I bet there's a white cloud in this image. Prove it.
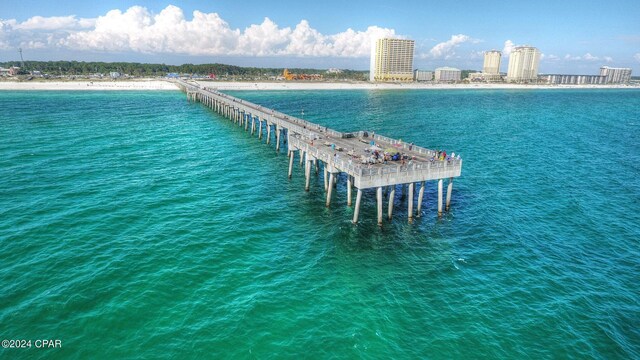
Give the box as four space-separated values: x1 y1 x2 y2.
15 15 94 30
563 53 613 63
502 40 514 57
634 53 640 62
425 34 478 59
583 53 598 61
0 5 395 58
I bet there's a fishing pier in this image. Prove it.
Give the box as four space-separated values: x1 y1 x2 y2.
175 80 462 225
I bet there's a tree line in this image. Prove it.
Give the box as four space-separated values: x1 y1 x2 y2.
0 60 368 80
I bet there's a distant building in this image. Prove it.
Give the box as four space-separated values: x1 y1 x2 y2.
0 67 9 76
467 72 485 82
483 50 502 75
10 67 20 76
414 70 433 82
110 72 121 79
506 46 540 83
539 74 607 85
434 67 461 82
599 66 632 84
370 38 415 82
326 68 343 74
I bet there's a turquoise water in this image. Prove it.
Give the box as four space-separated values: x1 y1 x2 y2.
0 89 639 359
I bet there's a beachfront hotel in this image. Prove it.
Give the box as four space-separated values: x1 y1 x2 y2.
599 66 632 83
434 67 461 82
369 38 415 82
414 70 433 82
506 46 541 83
483 50 502 75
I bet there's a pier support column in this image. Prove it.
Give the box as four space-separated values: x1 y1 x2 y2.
417 181 425 217
323 166 328 191
251 117 256 135
388 187 396 220
446 178 453 211
408 183 415 221
266 124 271 144
377 187 383 226
353 189 363 224
438 179 443 216
305 159 312 191
245 114 249 131
326 173 335 207
288 150 295 179
275 127 281 152
314 159 319 175
258 120 263 140
347 176 352 206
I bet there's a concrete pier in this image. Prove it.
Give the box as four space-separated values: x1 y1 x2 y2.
326 173 335 207
377 187 383 226
408 183 414 221
388 187 396 220
176 80 463 225
417 181 425 217
353 189 363 224
446 178 453 211
288 151 295 178
347 176 352 206
438 179 444 216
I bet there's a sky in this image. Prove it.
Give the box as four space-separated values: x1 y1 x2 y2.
1 0 639 74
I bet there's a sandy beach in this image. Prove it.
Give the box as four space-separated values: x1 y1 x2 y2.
0 79 637 91
0 80 179 91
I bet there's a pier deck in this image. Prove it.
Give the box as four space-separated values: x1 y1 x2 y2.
176 80 462 224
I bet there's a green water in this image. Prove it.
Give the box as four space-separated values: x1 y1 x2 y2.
0 89 638 359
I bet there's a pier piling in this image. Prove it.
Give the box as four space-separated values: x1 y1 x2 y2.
416 181 425 217
438 179 443 216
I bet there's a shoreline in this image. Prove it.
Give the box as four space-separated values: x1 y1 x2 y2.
0 79 637 91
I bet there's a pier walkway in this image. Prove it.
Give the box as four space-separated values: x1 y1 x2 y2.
175 80 462 224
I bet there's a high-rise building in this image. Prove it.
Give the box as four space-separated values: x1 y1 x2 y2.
506 46 541 83
599 66 632 83
434 67 461 82
370 38 415 82
483 50 502 75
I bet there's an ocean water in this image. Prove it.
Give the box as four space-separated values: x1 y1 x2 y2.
0 88 639 359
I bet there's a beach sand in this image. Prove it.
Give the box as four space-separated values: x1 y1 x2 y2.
0 79 636 91
0 80 180 91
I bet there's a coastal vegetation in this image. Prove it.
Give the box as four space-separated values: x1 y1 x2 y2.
0 60 369 80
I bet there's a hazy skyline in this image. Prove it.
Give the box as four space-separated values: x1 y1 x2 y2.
1 0 639 74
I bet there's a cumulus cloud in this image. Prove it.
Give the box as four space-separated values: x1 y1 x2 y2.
425 34 478 59
563 53 612 62
634 53 640 62
583 53 598 61
502 40 515 57
15 15 94 30
2 5 396 58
